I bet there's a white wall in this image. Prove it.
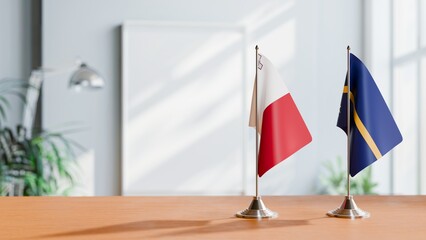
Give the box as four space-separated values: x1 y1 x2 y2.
0 0 32 127
42 0 363 195
364 0 393 194
365 0 426 195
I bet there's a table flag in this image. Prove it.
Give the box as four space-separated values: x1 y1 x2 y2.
337 53 403 176
249 54 312 177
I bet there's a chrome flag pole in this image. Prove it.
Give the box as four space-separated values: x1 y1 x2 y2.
236 45 277 219
327 46 369 219
255 45 260 199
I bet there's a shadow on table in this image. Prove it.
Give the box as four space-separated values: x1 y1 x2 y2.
35 220 210 239
153 218 311 238
34 217 316 239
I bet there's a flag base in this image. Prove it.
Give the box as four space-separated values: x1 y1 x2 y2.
327 195 370 219
236 196 278 219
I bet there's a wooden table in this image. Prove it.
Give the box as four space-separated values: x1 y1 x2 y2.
1 196 425 239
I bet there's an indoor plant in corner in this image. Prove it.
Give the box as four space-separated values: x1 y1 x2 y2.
0 79 81 196
319 156 378 195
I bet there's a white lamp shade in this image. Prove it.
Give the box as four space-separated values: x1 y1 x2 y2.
69 63 104 90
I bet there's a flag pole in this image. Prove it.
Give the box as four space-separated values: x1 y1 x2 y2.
236 45 277 219
255 45 259 198
346 45 351 198
326 46 369 219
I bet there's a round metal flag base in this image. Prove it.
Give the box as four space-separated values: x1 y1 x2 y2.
236 196 278 219
327 195 370 219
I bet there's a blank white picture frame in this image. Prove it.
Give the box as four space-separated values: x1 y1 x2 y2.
121 21 248 195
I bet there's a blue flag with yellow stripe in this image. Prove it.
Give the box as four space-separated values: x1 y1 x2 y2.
337 53 403 177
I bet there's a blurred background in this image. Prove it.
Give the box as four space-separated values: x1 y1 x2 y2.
0 0 424 196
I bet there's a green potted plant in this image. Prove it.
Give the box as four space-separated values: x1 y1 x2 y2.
319 156 378 195
0 79 80 196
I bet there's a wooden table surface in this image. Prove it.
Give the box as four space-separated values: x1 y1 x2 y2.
1 195 425 240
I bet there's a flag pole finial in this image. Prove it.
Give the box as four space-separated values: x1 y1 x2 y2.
347 45 351 51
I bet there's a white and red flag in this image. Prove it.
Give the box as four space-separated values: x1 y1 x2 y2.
249 54 312 177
